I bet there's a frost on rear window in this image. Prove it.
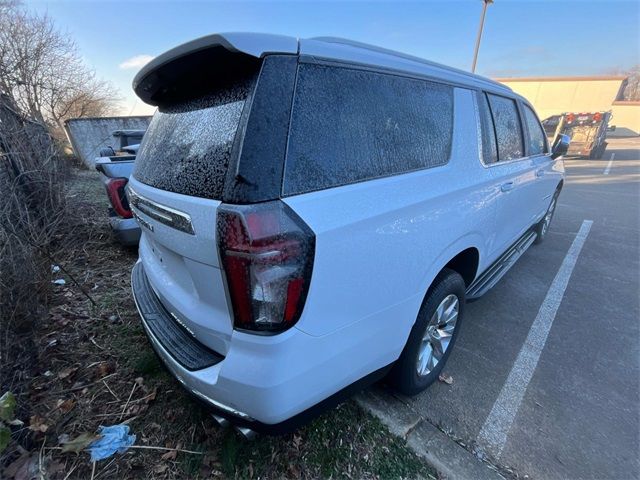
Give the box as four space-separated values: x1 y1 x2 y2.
283 64 453 196
487 94 524 161
133 80 253 200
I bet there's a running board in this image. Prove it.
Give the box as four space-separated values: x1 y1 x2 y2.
466 230 537 301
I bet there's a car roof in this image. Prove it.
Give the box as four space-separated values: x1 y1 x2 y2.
133 32 511 100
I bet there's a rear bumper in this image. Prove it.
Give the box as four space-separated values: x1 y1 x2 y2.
109 216 140 246
130 260 395 431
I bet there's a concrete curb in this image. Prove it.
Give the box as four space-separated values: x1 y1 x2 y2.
356 388 504 480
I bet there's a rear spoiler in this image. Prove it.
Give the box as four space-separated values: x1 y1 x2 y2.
133 33 298 106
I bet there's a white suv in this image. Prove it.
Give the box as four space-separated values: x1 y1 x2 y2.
128 33 567 435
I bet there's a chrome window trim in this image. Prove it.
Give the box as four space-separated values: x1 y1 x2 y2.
474 90 549 169
127 186 195 235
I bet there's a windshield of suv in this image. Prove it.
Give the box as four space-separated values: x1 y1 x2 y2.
133 77 255 200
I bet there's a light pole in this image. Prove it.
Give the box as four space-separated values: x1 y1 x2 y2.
471 0 493 73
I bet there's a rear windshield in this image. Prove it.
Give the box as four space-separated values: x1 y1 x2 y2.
133 76 255 200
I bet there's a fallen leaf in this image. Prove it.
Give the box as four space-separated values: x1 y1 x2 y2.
144 388 157 404
28 415 49 433
60 432 102 454
96 362 114 378
160 442 182 460
56 399 76 413
0 392 17 421
153 464 168 474
58 367 78 380
161 449 177 461
3 453 37 479
438 373 454 385
0 426 10 452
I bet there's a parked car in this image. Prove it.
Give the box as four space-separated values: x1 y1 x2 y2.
542 111 611 159
95 130 146 246
128 33 568 436
98 129 144 157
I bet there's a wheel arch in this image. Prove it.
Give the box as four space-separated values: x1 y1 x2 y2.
443 247 480 288
420 235 484 297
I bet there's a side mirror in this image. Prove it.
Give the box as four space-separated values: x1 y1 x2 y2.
608 125 617 132
551 134 570 159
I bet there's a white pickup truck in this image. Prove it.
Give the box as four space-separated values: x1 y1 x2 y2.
95 130 145 246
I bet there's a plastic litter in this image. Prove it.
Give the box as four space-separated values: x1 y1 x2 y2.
52 279 66 285
88 424 136 461
51 265 61 273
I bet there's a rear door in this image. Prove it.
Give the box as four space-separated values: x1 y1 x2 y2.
479 92 538 256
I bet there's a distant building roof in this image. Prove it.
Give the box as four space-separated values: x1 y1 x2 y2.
495 75 627 83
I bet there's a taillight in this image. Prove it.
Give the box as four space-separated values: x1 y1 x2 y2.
593 112 602 122
566 113 575 123
105 178 132 219
217 201 315 334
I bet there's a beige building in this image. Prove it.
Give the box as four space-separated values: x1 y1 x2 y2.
496 76 640 136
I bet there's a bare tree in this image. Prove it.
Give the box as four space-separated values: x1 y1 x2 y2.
620 66 640 101
605 65 640 102
0 1 121 133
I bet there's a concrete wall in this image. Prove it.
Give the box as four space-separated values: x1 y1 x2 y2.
64 116 152 168
496 76 640 136
610 102 640 136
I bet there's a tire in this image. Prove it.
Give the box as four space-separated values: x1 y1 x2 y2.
598 142 607 159
534 189 559 244
389 269 466 396
589 143 606 160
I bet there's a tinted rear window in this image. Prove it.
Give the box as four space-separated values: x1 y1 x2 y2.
133 76 255 200
283 64 453 196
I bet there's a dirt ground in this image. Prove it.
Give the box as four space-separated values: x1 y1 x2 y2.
1 169 435 480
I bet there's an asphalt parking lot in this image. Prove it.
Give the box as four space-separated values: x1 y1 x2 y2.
363 137 640 479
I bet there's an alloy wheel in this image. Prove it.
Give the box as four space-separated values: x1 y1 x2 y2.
416 294 459 377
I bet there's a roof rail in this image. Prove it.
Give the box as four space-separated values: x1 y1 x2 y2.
310 36 511 91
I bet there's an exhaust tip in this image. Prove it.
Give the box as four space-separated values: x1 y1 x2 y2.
212 414 230 428
235 426 257 440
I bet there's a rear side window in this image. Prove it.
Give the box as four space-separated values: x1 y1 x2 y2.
487 93 524 161
283 64 454 196
133 75 256 200
523 104 547 155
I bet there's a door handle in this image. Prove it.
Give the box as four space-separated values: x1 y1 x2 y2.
501 182 514 192
536 169 545 177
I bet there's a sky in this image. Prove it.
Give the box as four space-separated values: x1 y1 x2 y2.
26 0 640 116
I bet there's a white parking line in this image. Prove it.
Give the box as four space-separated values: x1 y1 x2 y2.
604 153 615 174
477 220 593 458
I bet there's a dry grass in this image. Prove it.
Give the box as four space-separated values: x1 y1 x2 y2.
1 169 436 480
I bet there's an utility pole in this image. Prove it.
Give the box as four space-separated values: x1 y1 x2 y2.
471 0 493 73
